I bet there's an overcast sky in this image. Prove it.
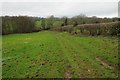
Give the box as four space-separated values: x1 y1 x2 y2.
0 0 119 18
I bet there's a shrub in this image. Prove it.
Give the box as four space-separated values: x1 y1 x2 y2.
77 22 119 36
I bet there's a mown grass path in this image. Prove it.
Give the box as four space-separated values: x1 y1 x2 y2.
2 31 118 78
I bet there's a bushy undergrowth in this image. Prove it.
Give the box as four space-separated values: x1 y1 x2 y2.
51 22 120 36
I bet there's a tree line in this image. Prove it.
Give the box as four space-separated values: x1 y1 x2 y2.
1 15 119 36
2 16 34 35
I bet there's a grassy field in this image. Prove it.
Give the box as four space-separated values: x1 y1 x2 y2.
2 31 118 78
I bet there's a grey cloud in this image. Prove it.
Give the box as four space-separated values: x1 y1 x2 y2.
1 2 118 18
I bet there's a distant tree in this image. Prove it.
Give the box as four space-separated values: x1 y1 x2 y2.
61 16 68 26
73 20 78 27
16 16 34 33
41 18 45 30
46 15 54 29
71 14 87 25
64 17 68 26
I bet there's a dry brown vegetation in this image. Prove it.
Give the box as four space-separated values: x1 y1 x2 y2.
51 22 120 36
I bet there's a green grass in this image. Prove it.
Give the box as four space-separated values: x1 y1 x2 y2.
2 31 118 78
